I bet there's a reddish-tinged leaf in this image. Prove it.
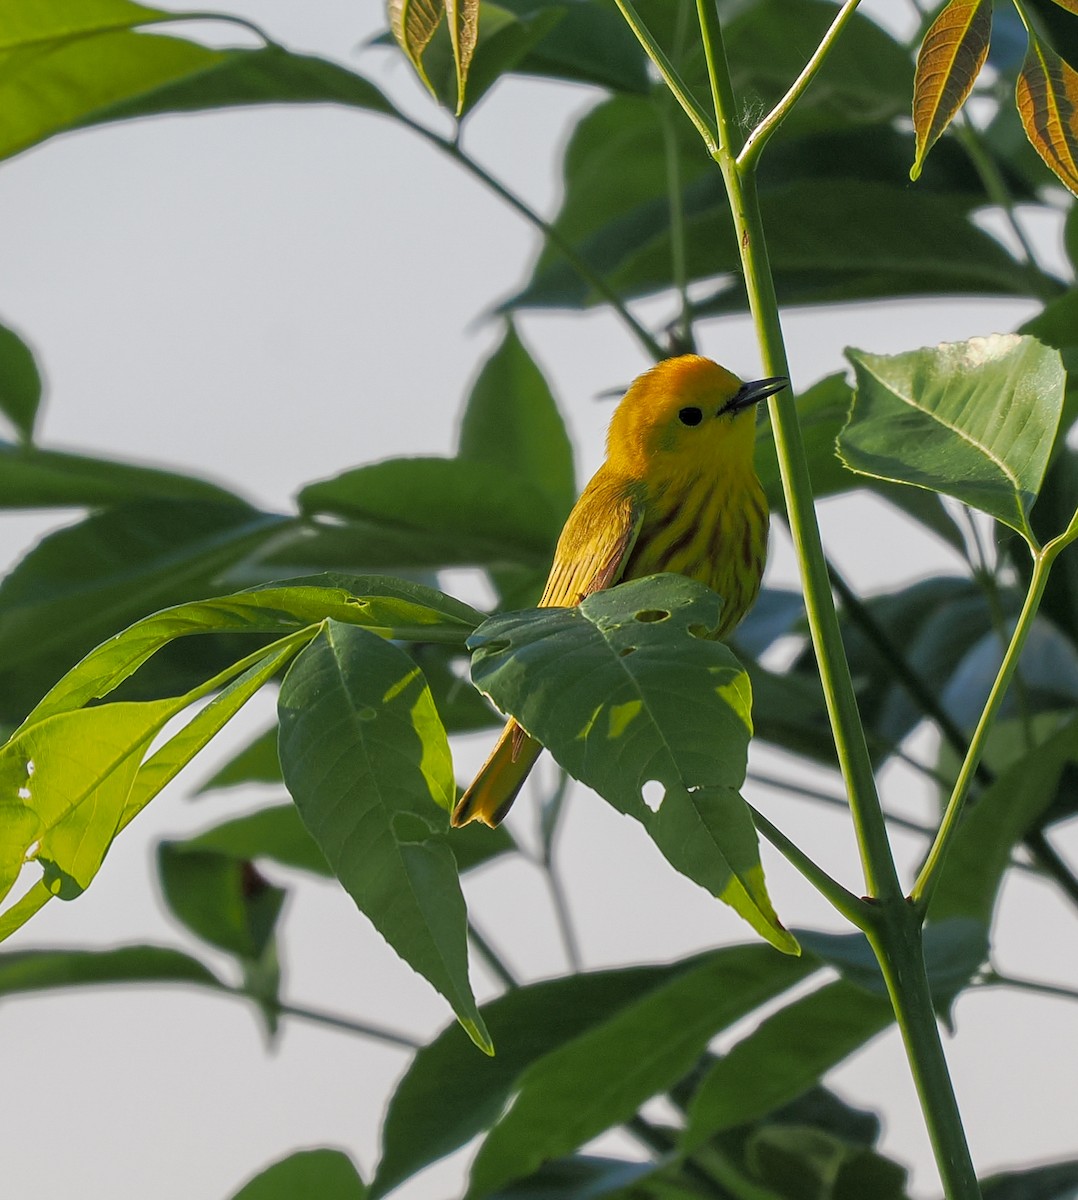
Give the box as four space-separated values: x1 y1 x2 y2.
911 0 992 180
388 0 444 94
446 0 478 114
1017 34 1078 196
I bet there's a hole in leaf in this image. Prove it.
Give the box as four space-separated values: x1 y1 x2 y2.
687 622 719 641
358 706 378 721
642 779 664 813
635 609 670 624
619 646 637 657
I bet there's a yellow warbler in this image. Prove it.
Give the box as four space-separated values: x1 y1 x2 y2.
451 354 786 829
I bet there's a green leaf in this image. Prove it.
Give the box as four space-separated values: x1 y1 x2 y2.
0 501 286 723
797 920 989 1015
230 1149 366 1200
459 323 575 517
682 981 894 1151
980 1159 1078 1199
22 573 478 729
196 726 282 794
744 1124 909 1200
0 31 399 163
157 842 285 961
464 947 814 1198
930 717 1078 923
0 943 219 997
372 946 815 1198
0 635 299 922
841 336 1066 541
277 621 489 1052
299 458 561 571
513 178 1032 312
507 0 648 94
910 0 993 181
0 321 41 442
409 644 501 735
469 575 795 953
179 800 515 877
0 0 168 47
0 440 245 507
0 697 179 905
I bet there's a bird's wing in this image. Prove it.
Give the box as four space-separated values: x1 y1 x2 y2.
537 477 643 608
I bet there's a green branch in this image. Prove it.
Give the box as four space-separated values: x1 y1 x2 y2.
398 119 665 362
614 0 719 153
738 0 865 172
747 803 869 927
911 550 1052 909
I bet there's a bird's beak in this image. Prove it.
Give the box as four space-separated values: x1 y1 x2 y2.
725 376 788 414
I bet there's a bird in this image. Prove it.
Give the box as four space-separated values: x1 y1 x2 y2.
451 354 787 829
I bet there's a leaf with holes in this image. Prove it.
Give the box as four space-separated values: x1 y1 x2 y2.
1017 32 1078 196
841 336 1065 543
468 574 795 953
911 0 992 180
277 620 490 1051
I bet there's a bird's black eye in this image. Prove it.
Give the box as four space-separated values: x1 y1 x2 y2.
678 406 703 427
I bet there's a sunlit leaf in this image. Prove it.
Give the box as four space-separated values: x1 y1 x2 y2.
446 0 479 113
277 621 490 1052
469 575 796 953
388 0 444 94
911 0 992 180
0 501 286 723
1017 33 1078 196
842 335 1065 542
0 31 398 164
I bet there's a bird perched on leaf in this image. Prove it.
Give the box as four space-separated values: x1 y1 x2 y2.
451 354 786 829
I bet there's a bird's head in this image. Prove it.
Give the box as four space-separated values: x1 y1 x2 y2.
606 355 786 479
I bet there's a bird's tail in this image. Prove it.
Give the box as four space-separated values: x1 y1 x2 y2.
451 718 543 828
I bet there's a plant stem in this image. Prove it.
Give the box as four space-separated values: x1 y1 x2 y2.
224 986 422 1049
737 0 864 172
686 5 981 1192
614 0 719 153
747 802 868 926
697 4 899 905
953 117 1059 302
1024 828 1078 909
865 911 980 1199
468 919 519 990
912 549 1053 909
401 120 666 361
981 968 1078 1004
